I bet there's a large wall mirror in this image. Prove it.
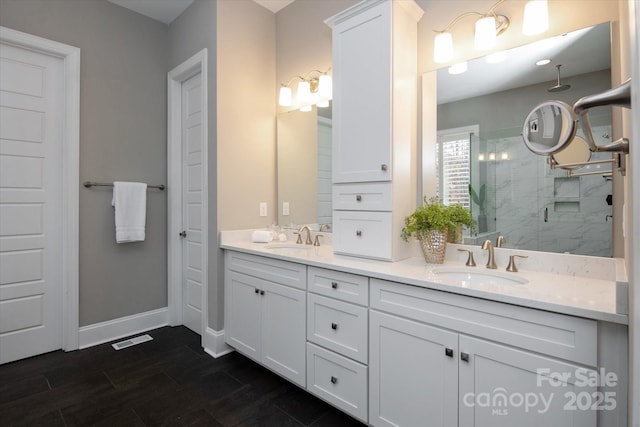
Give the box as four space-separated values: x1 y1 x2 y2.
423 22 614 257
276 105 332 230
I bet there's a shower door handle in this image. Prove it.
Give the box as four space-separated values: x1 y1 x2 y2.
543 208 548 223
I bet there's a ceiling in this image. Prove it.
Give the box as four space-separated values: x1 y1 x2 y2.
105 1 609 105
436 23 611 104
108 0 295 24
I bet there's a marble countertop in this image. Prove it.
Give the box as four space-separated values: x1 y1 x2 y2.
220 230 628 325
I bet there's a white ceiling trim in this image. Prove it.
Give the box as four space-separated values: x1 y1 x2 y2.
107 0 194 24
253 0 296 14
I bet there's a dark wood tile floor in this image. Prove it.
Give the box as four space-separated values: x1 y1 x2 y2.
0 326 367 427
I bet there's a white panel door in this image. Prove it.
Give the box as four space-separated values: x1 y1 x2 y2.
181 72 203 334
0 42 63 364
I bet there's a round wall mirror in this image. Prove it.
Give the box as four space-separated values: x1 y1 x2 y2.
522 100 578 155
551 135 592 169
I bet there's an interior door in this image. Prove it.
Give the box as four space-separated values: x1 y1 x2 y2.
180 72 204 335
0 42 64 363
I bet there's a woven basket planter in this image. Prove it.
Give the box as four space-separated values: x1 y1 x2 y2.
418 229 447 264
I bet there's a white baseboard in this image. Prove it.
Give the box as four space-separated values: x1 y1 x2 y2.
203 327 233 358
79 307 169 349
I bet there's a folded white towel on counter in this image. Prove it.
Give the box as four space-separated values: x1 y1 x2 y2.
112 181 147 243
251 230 273 243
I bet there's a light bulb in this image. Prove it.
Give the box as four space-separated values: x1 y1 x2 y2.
475 16 497 51
278 86 292 107
318 74 332 101
296 80 311 109
433 32 453 63
523 0 549 36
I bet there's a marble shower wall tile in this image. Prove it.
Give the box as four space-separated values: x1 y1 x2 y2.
487 125 612 256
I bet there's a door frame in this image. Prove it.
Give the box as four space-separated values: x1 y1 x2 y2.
167 49 208 335
0 26 80 351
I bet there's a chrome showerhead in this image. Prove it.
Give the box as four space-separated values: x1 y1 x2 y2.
547 64 571 92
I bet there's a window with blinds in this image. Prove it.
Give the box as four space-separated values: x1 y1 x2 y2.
436 127 476 209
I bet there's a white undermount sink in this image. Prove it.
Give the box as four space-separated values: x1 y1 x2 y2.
264 242 312 251
432 267 529 286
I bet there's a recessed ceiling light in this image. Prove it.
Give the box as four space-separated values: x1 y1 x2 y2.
536 59 551 66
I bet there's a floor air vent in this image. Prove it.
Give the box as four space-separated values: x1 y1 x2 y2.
112 334 153 350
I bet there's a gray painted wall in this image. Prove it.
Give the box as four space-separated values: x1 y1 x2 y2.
0 0 169 326
167 0 220 330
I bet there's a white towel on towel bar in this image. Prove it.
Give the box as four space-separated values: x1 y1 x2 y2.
112 181 147 243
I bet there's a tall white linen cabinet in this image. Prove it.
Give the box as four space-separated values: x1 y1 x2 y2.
326 0 423 261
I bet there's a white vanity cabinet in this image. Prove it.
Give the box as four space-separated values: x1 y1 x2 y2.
326 0 423 261
224 251 307 387
369 278 598 427
306 267 369 422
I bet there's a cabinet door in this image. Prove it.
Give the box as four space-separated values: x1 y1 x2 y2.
225 271 262 361
332 1 391 183
261 280 307 387
369 311 458 427
459 335 597 427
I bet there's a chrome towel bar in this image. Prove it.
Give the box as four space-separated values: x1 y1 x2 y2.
83 181 165 190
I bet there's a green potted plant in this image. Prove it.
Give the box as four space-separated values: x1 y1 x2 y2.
446 203 473 244
402 197 469 263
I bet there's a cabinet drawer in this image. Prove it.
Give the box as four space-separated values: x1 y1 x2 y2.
306 342 368 423
332 211 392 260
308 267 368 306
333 182 392 211
226 251 306 290
370 279 597 366
307 293 368 363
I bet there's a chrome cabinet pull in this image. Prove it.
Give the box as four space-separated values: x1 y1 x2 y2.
260 290 265 296
544 207 548 222
445 347 454 358
330 376 338 384
356 230 362 237
356 195 362 202
331 322 338 330
255 288 259 294
460 352 470 362
331 281 338 289
381 164 388 171
179 230 187 238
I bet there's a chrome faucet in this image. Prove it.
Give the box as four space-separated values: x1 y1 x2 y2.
481 240 497 269
295 225 313 245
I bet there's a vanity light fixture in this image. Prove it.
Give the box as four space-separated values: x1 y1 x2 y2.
278 67 332 112
433 0 548 64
